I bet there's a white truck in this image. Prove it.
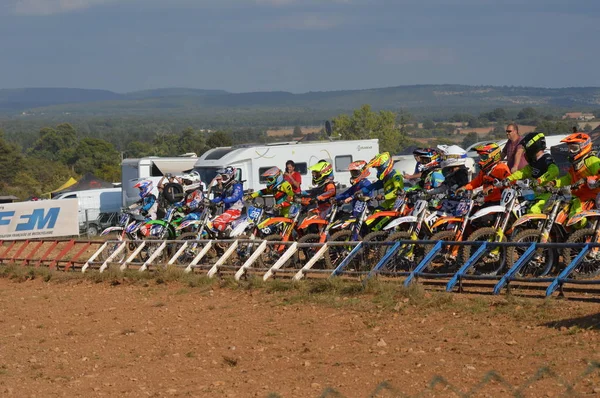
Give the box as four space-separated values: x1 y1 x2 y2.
121 155 199 206
192 139 380 192
53 188 122 233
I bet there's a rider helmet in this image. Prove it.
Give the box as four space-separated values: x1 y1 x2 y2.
217 166 236 188
561 132 592 162
367 152 394 181
413 148 440 172
348 160 369 184
134 180 153 199
181 171 202 193
262 166 284 189
475 143 502 171
438 144 468 169
308 161 333 187
520 132 547 164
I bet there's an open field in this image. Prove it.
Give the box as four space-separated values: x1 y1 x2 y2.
0 267 599 397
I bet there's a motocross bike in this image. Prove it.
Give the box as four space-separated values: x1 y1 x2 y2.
561 189 600 278
460 180 534 275
98 208 149 263
141 204 187 262
506 185 577 277
424 191 485 273
378 191 452 272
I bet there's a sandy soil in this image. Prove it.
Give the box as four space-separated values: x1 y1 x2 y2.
0 275 599 397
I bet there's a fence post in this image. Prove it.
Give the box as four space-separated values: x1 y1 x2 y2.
263 242 299 281
329 242 363 277
184 240 214 273
493 243 536 295
207 240 239 278
99 241 127 273
139 241 168 272
120 241 146 271
364 241 401 283
404 240 443 287
546 244 590 297
82 242 109 273
234 240 267 280
446 242 488 292
167 241 189 266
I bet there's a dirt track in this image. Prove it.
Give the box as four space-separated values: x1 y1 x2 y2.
0 273 599 397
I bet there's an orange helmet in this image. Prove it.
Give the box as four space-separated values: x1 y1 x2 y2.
475 143 501 171
561 132 592 162
348 160 369 184
367 152 393 181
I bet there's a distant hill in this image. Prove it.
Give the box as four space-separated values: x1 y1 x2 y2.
0 88 123 111
2 85 600 118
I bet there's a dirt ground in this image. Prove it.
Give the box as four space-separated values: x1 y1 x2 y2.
0 272 599 397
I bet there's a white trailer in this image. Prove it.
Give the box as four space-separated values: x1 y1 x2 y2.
53 188 122 231
192 139 380 192
121 156 199 206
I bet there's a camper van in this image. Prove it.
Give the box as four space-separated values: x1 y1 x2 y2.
192 139 380 192
53 188 122 232
121 155 199 206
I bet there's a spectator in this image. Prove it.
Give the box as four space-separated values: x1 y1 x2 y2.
502 123 528 173
284 160 302 194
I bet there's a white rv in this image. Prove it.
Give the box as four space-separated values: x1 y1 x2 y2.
193 139 380 192
121 155 199 206
53 188 122 231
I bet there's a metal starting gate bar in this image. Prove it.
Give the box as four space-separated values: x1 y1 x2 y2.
2 237 600 298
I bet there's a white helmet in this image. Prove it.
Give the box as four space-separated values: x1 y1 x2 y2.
438 144 468 169
181 171 202 192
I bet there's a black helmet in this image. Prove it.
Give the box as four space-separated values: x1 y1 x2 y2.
520 132 546 163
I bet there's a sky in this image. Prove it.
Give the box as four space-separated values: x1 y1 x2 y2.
2 0 600 93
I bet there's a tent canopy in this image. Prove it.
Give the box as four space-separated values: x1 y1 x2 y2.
51 177 78 193
51 173 115 197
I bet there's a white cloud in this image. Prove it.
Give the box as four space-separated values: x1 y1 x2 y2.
378 47 457 65
14 0 123 15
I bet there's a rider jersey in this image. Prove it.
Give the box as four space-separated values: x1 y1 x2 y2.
135 194 157 216
554 154 600 201
211 181 244 211
182 189 204 213
251 181 294 205
406 168 444 192
250 181 295 216
463 162 511 203
303 179 337 219
361 169 404 209
335 179 371 217
508 153 559 184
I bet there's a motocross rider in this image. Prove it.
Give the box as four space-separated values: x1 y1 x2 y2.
245 166 295 217
405 148 444 192
130 180 158 220
302 161 336 220
334 160 372 218
457 143 511 204
505 132 559 214
360 152 404 209
210 166 244 233
176 171 205 223
546 132 600 228
427 145 470 213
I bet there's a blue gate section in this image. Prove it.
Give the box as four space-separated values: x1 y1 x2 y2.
48 237 600 297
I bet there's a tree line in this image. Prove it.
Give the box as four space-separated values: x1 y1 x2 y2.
0 105 590 200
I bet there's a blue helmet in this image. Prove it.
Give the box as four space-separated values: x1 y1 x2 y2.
134 180 153 199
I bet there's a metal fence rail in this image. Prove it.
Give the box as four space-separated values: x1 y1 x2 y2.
1 237 600 297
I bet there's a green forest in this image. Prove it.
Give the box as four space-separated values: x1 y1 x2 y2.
0 99 590 201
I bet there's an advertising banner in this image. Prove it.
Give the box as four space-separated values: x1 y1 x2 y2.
0 199 79 240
